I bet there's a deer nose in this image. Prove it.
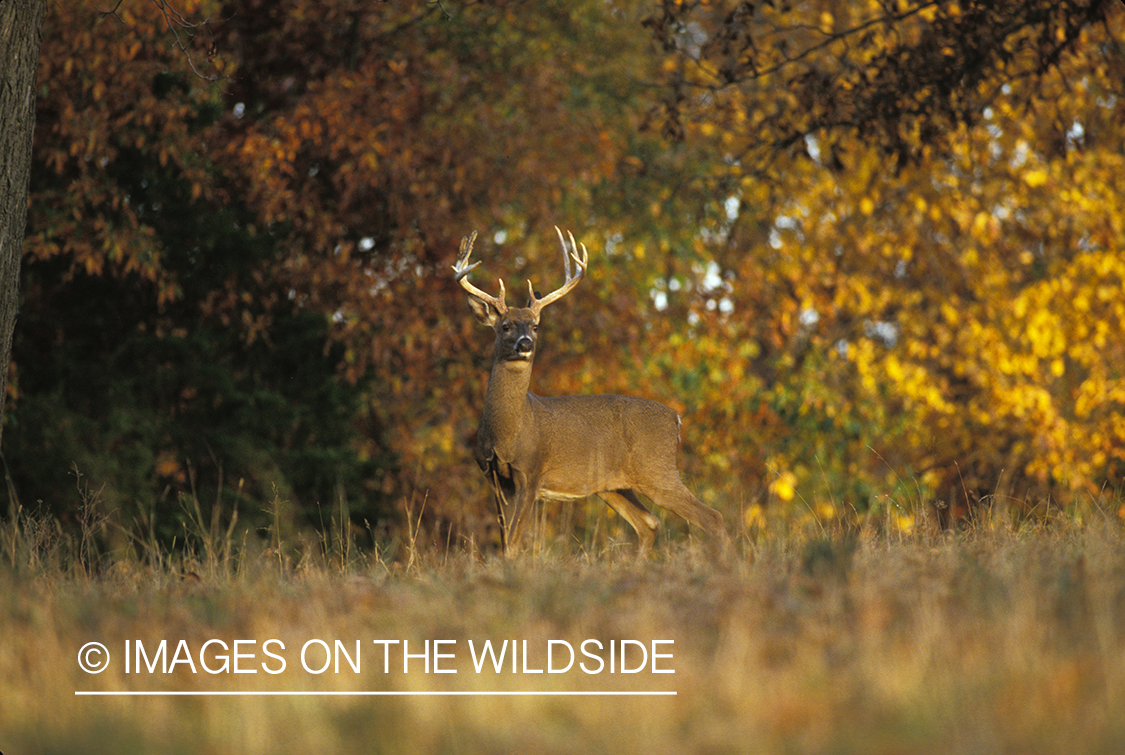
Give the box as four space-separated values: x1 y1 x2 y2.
515 335 534 353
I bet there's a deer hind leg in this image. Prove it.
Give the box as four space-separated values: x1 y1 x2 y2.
598 489 659 554
638 479 725 539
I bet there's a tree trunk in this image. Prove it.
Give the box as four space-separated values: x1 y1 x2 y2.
0 0 45 449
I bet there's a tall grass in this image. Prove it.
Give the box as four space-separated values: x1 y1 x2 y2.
2 489 1125 754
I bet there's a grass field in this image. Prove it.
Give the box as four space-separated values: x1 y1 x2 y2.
3 504 1125 754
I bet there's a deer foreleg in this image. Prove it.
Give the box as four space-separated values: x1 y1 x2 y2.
489 467 511 554
486 461 532 555
498 469 536 554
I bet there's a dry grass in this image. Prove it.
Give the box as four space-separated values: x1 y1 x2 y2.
3 502 1125 754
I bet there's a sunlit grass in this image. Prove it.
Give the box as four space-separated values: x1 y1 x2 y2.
3 492 1125 754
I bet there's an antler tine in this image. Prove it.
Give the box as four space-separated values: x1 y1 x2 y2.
564 227 588 271
558 226 574 282
528 227 589 315
555 227 588 283
452 231 481 280
452 231 507 313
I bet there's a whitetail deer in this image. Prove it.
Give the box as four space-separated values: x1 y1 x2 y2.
453 228 725 554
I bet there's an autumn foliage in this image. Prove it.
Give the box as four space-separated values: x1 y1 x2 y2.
4 0 1124 548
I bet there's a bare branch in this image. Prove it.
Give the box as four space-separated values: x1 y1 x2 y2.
98 0 127 21
152 0 224 82
99 0 226 81
427 0 453 21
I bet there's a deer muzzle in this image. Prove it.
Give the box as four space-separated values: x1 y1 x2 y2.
515 335 534 355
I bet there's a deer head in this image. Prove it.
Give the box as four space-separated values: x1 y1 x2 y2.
452 227 588 365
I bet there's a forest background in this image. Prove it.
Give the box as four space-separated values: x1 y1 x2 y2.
3 0 1125 554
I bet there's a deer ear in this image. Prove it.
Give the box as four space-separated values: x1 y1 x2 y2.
467 295 502 327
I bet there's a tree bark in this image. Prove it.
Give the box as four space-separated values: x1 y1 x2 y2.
0 0 45 449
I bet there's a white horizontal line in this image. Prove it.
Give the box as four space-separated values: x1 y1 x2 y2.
75 690 676 697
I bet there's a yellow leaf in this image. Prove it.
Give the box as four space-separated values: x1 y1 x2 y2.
1024 169 1048 188
770 472 797 502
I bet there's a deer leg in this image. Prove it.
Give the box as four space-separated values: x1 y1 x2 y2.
489 467 517 554
488 463 533 555
598 489 659 554
639 480 725 539
500 469 536 554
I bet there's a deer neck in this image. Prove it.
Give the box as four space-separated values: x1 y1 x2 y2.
481 357 534 450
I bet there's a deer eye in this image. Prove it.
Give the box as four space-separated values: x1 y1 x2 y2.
501 322 510 332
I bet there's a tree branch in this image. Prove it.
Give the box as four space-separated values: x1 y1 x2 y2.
98 0 226 81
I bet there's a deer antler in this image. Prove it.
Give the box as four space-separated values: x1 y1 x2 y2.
452 230 507 314
528 227 588 316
